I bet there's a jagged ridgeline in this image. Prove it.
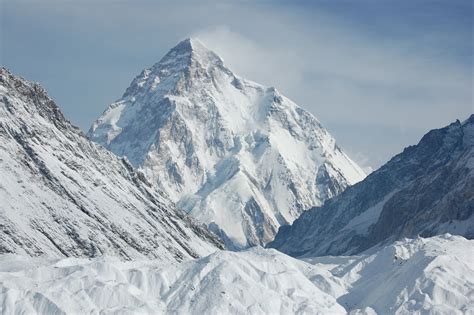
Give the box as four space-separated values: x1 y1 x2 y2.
269 115 474 256
0 68 223 261
88 38 366 249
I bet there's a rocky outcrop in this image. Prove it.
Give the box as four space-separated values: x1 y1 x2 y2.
269 115 474 256
0 68 223 261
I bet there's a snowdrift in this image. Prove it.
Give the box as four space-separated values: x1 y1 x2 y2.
1 234 472 314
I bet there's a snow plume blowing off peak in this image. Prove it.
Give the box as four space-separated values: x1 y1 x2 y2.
88 38 366 249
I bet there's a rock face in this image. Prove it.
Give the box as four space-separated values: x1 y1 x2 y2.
269 115 474 256
0 68 223 261
88 38 365 249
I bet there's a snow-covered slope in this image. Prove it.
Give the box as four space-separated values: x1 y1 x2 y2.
270 116 474 257
1 235 472 314
88 38 365 249
310 234 474 314
0 68 222 261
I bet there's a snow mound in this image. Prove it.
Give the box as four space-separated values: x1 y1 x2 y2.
1 235 472 314
331 234 474 314
0 249 344 314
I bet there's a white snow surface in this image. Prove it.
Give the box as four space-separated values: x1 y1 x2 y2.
88 38 366 249
0 68 222 261
1 234 472 314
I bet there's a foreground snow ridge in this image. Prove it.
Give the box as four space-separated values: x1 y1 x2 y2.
1 234 472 314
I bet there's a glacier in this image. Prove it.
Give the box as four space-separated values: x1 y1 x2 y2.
1 234 472 314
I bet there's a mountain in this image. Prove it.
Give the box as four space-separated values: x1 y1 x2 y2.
88 38 366 249
0 68 223 261
269 116 474 256
1 234 472 314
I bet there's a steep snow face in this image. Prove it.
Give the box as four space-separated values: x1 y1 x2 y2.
270 116 474 257
88 38 365 249
307 234 474 315
0 68 222 261
1 235 472 314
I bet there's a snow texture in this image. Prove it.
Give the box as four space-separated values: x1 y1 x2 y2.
1 235 472 314
0 68 223 261
88 38 366 249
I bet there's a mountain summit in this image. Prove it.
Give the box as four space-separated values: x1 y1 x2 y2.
89 38 366 248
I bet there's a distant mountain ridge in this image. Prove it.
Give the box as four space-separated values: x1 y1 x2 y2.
0 68 222 261
88 38 366 249
269 115 474 256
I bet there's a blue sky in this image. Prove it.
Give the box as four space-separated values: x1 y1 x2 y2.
1 0 472 170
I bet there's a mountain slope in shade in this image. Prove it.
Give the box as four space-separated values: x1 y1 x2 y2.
270 116 474 257
0 68 222 261
1 235 472 314
88 38 366 249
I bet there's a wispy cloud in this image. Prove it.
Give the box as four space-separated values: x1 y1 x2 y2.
192 4 472 169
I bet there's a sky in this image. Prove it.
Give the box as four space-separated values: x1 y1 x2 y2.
1 0 473 171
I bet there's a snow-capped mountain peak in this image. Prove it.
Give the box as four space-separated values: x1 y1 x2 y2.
121 38 226 99
161 37 224 68
89 39 366 249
